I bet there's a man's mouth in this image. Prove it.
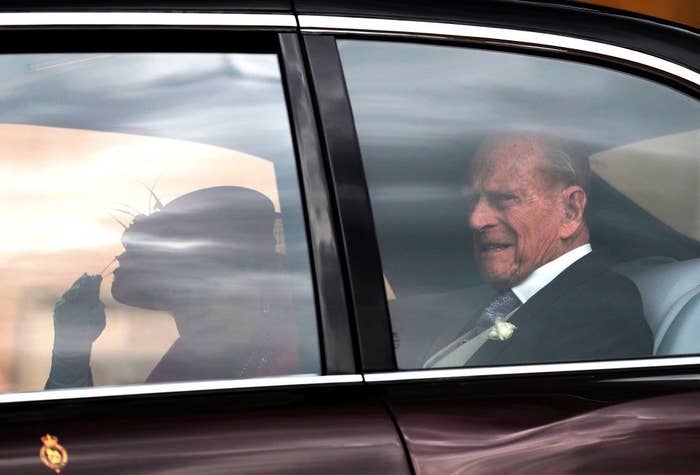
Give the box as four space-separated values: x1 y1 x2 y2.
478 242 513 252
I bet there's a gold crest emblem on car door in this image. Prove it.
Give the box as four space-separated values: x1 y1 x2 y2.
39 434 68 473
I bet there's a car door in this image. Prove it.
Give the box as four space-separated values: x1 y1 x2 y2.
298 2 700 473
0 12 410 474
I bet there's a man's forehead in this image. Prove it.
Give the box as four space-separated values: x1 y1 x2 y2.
487 136 545 157
469 137 546 185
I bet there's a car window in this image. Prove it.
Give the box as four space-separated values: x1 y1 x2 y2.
337 39 700 369
0 51 320 392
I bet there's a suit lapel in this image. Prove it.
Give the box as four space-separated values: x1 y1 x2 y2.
422 287 496 363
467 254 603 366
425 304 483 362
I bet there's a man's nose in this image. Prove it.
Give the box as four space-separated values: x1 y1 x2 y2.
469 196 497 231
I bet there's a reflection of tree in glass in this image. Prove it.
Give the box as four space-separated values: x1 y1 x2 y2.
46 186 299 388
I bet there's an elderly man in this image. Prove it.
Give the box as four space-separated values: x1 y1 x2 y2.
425 134 652 368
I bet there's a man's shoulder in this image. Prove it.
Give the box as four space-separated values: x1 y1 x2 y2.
561 253 641 298
525 252 646 328
512 253 652 361
543 253 649 339
548 252 637 292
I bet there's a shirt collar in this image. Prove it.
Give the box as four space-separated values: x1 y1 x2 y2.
511 243 592 304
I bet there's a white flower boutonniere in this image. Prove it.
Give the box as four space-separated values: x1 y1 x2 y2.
487 320 517 341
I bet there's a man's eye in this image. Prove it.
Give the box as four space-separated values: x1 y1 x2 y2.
492 193 517 208
491 193 517 204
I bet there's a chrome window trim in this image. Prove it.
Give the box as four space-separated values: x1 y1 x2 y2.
0 374 363 404
299 16 700 87
0 12 296 27
602 374 700 383
365 356 700 383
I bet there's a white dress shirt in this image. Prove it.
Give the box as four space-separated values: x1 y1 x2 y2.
512 243 592 304
424 243 593 368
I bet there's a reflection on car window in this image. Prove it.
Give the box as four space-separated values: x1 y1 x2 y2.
338 40 700 369
0 53 319 392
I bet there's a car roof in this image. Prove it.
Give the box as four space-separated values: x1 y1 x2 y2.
293 0 698 31
293 0 698 67
1 0 696 31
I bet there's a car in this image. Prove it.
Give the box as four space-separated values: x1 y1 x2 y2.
0 1 699 473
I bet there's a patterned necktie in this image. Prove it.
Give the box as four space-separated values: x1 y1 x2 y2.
476 289 520 329
423 289 521 368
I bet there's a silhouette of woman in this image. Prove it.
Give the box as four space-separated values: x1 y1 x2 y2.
46 186 299 388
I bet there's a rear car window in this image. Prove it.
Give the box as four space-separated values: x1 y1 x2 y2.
338 39 700 369
1 52 320 392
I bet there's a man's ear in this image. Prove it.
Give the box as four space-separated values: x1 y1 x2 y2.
559 185 587 240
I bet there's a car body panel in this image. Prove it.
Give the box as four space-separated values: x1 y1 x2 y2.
1 387 411 474
385 381 700 474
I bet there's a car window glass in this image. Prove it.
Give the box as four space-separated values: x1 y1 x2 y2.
1 52 320 392
337 39 700 369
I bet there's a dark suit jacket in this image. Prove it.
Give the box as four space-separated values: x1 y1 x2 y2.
428 253 653 367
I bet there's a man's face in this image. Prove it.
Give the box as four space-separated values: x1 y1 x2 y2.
467 139 566 288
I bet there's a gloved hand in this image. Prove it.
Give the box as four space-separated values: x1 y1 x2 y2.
46 274 105 389
52 273 105 355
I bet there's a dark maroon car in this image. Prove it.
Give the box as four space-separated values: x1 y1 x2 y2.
1 1 699 474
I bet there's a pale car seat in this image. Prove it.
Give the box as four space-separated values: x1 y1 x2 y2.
614 257 700 354
656 292 700 355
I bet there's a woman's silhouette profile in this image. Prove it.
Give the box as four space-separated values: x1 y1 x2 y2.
46 186 299 388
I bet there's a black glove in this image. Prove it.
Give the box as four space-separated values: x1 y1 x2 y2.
46 274 105 389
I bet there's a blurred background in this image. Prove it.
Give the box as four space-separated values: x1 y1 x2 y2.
578 0 700 28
